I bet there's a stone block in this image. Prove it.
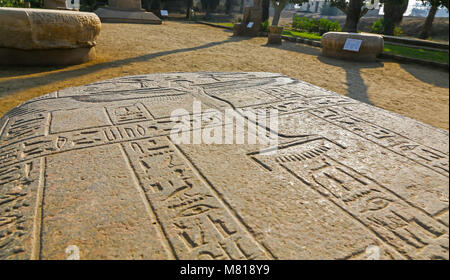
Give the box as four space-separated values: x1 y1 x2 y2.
321 32 384 62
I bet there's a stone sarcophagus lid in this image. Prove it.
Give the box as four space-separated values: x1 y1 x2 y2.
0 72 448 260
95 0 161 24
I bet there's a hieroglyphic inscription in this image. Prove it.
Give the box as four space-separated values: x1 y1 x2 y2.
0 119 173 168
0 72 448 260
122 137 270 260
0 159 41 259
310 107 449 176
197 77 280 94
106 103 154 125
0 113 48 144
252 139 448 259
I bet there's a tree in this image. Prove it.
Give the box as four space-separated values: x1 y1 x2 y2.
419 0 449 39
225 0 233 15
329 0 378 32
186 0 193 18
262 0 270 22
271 0 309 27
381 0 408 35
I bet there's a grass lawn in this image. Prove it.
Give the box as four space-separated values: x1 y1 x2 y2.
214 22 235 28
282 30 322 41
383 43 449 64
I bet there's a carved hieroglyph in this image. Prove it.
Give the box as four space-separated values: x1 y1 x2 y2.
0 72 448 260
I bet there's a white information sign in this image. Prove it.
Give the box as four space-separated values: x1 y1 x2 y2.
66 0 80 10
247 22 254 28
343 38 362 52
161 10 169 16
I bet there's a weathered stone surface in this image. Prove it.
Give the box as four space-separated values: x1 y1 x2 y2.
0 47 96 66
321 32 384 62
95 0 161 24
0 7 100 65
0 72 448 260
0 8 101 50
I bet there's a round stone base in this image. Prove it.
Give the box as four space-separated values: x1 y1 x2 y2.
321 32 384 62
0 47 96 66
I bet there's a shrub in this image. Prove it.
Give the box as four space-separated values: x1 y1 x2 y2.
260 20 269 33
371 19 384 34
0 0 43 7
394 26 403 36
293 15 341 35
0 0 23 7
371 18 403 36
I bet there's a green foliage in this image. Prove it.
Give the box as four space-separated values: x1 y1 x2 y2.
371 18 403 36
260 20 270 33
292 15 341 35
0 0 23 7
216 22 234 28
384 43 449 64
282 30 323 40
371 19 384 34
394 26 403 36
0 0 43 7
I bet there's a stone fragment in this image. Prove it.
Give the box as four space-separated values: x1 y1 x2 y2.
0 72 447 260
0 7 101 65
321 32 384 62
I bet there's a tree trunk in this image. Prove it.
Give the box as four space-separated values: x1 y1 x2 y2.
419 3 438 39
150 0 161 17
225 0 233 15
383 0 409 35
342 0 364 33
271 0 287 27
206 3 212 19
262 0 270 22
186 0 193 18
201 0 207 11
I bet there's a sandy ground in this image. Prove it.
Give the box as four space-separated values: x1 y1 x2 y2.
0 21 448 129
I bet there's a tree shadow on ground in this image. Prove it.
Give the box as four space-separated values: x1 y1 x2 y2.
0 34 248 98
317 56 384 106
0 65 70 79
399 63 449 89
262 41 322 56
263 41 383 105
